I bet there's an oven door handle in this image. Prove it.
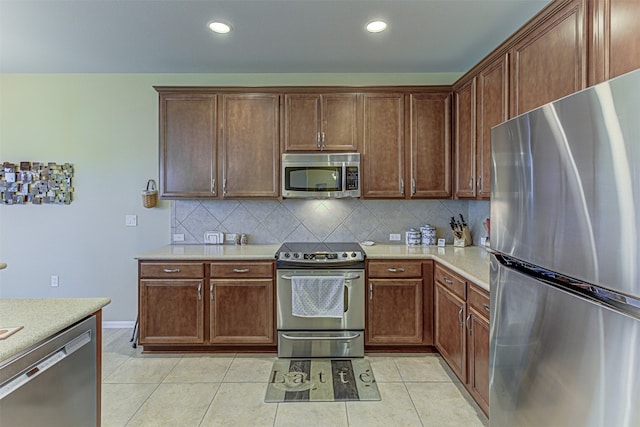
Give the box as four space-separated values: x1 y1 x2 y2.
280 274 360 281
280 333 361 341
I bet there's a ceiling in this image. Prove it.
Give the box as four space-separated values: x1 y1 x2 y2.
1 0 552 74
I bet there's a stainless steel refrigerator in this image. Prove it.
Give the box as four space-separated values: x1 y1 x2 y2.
490 69 640 426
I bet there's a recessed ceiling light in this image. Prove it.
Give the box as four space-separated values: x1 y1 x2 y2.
366 20 387 33
208 21 232 34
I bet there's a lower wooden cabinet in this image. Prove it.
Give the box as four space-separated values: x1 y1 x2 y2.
434 263 490 416
366 260 427 346
210 262 274 345
138 260 275 349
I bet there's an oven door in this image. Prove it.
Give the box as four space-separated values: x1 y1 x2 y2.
276 269 364 330
276 269 365 358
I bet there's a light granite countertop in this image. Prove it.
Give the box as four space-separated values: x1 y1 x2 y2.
0 298 111 364
136 243 490 290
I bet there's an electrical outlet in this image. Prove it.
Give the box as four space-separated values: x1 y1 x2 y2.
125 215 137 227
389 233 401 241
51 275 59 287
173 234 185 242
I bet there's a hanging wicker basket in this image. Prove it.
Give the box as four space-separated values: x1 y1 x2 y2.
142 179 158 208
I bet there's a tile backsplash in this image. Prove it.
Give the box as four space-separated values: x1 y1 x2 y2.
172 199 490 246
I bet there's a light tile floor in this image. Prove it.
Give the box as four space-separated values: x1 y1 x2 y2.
102 328 489 427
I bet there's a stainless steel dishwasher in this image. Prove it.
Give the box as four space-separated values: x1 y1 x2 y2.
0 315 97 427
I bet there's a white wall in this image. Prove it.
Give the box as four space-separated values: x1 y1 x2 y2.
0 72 462 321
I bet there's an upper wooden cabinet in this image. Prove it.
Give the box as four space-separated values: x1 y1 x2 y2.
510 0 588 116
283 93 359 151
362 93 406 198
409 92 452 198
220 94 280 198
476 54 509 200
454 79 476 199
156 88 280 199
590 0 640 85
159 93 217 199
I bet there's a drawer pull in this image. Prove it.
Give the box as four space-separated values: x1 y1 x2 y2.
387 268 405 273
233 268 250 273
163 268 181 273
443 277 453 284
482 303 490 313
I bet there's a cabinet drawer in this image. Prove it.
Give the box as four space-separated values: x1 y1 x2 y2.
468 283 490 319
140 262 204 278
434 264 466 299
210 262 273 278
368 261 422 278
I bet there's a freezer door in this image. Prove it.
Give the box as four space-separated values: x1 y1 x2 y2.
490 68 640 297
490 255 640 427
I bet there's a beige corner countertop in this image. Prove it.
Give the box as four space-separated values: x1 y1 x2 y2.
0 298 111 364
136 243 490 291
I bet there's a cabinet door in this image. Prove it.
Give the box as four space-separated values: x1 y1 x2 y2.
434 282 466 382
159 94 217 198
139 279 205 345
283 94 321 151
220 94 280 198
510 0 587 116
467 309 490 416
590 0 640 84
210 279 274 344
366 279 423 345
321 94 359 151
476 54 508 200
454 78 476 199
362 93 405 198
409 92 452 198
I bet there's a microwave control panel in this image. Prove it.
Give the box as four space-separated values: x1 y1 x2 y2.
346 166 359 190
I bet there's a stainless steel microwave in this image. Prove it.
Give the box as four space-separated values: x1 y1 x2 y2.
281 153 361 198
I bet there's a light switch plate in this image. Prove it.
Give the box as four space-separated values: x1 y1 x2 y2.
389 233 401 241
125 215 137 227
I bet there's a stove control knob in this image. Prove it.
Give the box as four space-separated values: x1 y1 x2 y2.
351 252 357 257
293 253 300 259
342 252 348 258
283 252 290 258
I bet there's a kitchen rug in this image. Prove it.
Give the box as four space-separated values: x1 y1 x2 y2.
265 359 380 402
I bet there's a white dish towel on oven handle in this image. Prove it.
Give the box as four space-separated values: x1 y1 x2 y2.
291 276 345 318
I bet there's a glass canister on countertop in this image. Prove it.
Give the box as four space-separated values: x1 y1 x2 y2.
420 224 436 246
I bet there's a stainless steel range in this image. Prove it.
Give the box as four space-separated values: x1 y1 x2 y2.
275 242 365 358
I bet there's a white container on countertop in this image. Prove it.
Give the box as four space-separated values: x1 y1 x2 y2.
406 229 421 246
420 225 436 246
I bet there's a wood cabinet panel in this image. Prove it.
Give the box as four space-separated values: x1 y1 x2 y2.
159 94 217 198
434 264 467 299
422 260 435 346
434 282 467 382
454 79 476 198
367 278 423 345
283 93 358 151
476 54 509 199
210 279 274 344
210 262 273 278
362 93 405 198
467 308 490 416
409 92 452 198
510 0 587 116
590 0 640 84
140 262 204 279
139 279 205 345
368 260 422 278
220 94 280 198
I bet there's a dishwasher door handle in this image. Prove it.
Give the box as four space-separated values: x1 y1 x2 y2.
280 274 360 281
281 333 361 341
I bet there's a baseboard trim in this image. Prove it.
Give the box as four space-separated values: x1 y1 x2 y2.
103 321 136 329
